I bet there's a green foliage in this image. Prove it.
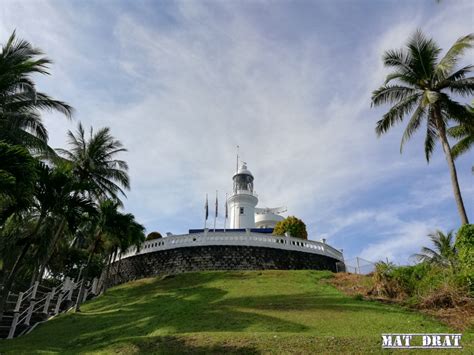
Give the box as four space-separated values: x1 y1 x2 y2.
273 216 308 240
56 122 130 205
0 31 73 152
412 230 457 269
0 142 37 221
146 231 162 241
448 103 474 159
455 224 474 288
0 32 144 310
456 224 474 268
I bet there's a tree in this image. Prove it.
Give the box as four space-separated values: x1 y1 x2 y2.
413 230 457 269
273 216 308 240
371 30 473 225
30 163 94 284
0 31 72 152
0 163 92 315
57 123 129 204
75 200 144 310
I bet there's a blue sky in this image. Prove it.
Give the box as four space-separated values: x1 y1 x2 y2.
1 0 473 264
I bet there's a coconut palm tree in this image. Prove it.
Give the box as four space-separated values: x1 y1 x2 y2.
0 163 91 315
371 30 473 225
56 123 129 204
75 200 144 310
413 230 457 269
0 31 73 152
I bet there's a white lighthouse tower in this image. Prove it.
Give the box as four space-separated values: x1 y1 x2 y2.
228 162 258 229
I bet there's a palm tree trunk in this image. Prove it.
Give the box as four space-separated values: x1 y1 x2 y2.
436 111 469 225
75 235 100 312
36 218 67 284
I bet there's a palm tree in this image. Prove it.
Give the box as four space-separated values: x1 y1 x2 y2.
30 164 94 284
56 123 129 204
413 230 457 269
0 163 91 315
75 200 144 310
448 103 474 159
371 30 473 225
0 31 73 152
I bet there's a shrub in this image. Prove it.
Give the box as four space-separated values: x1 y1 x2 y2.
370 261 402 298
390 262 432 296
273 216 308 240
455 224 474 270
455 224 474 292
146 231 162 241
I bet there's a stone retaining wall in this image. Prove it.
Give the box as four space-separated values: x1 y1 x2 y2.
104 245 345 288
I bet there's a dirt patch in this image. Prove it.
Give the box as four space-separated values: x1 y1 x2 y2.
329 272 473 331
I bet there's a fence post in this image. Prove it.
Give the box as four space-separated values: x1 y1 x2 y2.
82 286 89 303
43 290 53 315
91 278 98 295
67 280 75 301
74 279 84 311
356 257 361 274
25 281 38 326
7 291 24 339
54 292 63 315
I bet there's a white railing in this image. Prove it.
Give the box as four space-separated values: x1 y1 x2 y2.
114 231 344 263
5 276 99 339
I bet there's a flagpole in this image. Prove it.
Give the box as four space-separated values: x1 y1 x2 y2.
204 193 208 230
224 193 228 233
213 190 218 232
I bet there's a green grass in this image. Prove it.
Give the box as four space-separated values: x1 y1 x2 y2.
1 270 471 354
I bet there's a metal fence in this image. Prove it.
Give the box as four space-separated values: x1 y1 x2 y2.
342 257 376 275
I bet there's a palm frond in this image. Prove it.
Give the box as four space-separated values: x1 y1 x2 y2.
375 94 420 136
371 85 418 106
400 103 426 152
435 33 474 81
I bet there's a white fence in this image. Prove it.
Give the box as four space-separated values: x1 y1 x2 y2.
113 230 344 263
2 277 98 339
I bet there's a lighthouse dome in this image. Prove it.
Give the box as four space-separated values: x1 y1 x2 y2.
233 162 253 178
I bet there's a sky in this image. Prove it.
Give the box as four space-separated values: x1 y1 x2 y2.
1 0 473 265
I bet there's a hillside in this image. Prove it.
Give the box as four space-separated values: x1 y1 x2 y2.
1 270 471 354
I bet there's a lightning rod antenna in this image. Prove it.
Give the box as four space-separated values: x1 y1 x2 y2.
236 145 239 173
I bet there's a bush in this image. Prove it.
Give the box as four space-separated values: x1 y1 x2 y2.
390 262 432 296
273 216 308 240
455 224 474 270
146 232 162 241
455 224 474 292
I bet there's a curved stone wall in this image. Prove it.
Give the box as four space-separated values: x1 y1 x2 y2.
104 245 345 288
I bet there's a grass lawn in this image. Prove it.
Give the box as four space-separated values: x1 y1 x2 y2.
0 270 471 353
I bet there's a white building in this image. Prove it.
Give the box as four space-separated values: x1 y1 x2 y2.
227 162 285 229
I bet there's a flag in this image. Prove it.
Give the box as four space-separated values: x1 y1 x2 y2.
205 194 208 220
215 193 218 218
225 200 228 219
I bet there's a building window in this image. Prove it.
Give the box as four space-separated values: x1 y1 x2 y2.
240 207 244 215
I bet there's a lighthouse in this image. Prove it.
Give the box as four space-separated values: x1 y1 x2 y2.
228 162 258 229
